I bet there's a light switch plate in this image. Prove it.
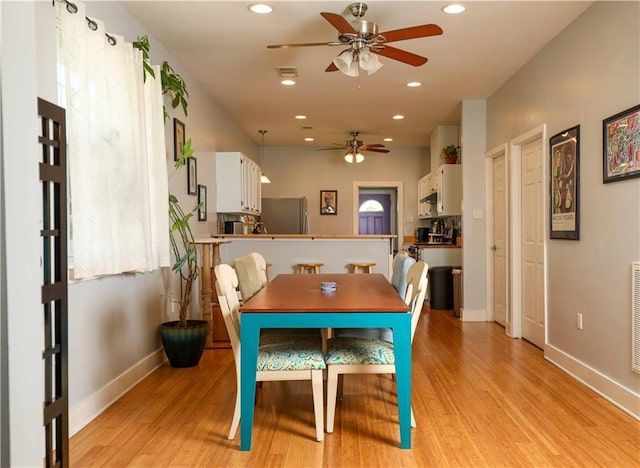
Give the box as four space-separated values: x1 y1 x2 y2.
473 209 483 219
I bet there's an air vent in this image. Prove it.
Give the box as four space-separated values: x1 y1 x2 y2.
276 67 298 78
302 126 313 130
633 262 640 374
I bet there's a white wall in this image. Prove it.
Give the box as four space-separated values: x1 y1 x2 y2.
486 2 639 412
260 146 428 239
2 2 44 464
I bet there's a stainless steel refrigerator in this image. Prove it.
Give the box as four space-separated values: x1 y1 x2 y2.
260 197 309 234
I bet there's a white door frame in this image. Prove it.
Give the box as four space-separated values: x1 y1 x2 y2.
352 181 404 257
484 143 510 328
507 125 548 340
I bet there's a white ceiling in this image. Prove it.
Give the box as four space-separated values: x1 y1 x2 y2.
122 1 591 149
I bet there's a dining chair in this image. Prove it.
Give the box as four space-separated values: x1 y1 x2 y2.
324 261 429 433
332 252 416 342
214 263 326 442
232 252 321 345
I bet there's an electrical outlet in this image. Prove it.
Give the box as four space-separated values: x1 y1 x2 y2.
576 313 583 330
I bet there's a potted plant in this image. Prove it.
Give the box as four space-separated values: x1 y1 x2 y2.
134 36 208 367
441 144 460 164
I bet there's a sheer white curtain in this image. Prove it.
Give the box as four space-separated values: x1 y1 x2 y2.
58 2 169 278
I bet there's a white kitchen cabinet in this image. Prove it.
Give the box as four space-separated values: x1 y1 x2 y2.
216 152 261 214
436 164 462 216
417 173 435 218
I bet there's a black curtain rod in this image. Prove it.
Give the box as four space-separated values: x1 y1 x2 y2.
57 0 117 46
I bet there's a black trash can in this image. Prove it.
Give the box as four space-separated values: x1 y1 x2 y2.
428 266 459 310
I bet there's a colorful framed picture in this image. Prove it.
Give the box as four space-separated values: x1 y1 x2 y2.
187 157 197 195
603 104 640 183
197 184 207 221
173 118 185 162
320 190 337 215
549 125 580 240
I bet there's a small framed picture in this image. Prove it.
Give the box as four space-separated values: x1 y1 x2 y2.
197 184 207 221
187 157 197 195
320 190 337 215
603 104 640 183
173 118 185 162
549 125 580 240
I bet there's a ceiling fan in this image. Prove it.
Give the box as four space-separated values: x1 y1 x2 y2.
267 2 443 77
319 131 389 163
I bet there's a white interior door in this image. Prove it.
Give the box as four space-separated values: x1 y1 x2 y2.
521 138 545 348
493 155 508 326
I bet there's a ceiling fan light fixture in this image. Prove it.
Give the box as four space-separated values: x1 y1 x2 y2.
333 50 359 77
344 152 354 163
359 50 383 75
355 152 365 163
260 173 272 184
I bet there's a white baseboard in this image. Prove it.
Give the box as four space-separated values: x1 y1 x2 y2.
69 349 167 436
545 344 640 420
460 308 487 322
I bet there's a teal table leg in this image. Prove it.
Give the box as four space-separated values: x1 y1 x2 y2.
392 315 413 449
240 315 260 451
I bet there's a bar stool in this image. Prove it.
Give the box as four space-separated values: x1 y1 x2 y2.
296 262 324 274
348 262 376 274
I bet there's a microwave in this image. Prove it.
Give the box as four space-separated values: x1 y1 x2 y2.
224 221 244 234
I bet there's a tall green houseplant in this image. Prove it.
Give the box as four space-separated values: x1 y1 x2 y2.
134 35 199 328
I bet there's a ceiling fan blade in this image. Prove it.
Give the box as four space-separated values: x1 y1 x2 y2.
320 12 356 34
268 42 338 49
317 145 348 151
362 147 390 153
361 144 385 148
380 24 443 43
375 45 428 66
325 62 339 72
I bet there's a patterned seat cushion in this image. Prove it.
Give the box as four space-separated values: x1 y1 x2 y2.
325 336 396 365
257 337 326 371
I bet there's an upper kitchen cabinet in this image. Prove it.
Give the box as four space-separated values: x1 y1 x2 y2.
436 164 462 216
215 152 261 214
418 173 436 218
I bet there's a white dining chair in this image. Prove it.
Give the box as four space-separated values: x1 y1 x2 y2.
332 252 416 342
214 263 326 442
324 261 429 433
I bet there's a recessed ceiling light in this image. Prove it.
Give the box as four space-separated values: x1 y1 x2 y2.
295 115 307 120
384 138 393 142
248 3 273 14
406 81 422 88
442 4 465 14
304 137 315 142
280 79 296 86
393 114 405 120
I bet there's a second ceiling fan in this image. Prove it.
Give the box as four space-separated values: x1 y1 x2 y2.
267 2 443 76
319 131 389 163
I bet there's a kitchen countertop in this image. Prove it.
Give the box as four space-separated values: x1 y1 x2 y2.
212 234 396 239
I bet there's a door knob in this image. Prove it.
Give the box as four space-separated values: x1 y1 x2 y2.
491 245 497 251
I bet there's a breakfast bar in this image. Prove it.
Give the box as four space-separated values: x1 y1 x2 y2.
213 234 396 278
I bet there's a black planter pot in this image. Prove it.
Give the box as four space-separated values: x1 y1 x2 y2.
160 320 209 368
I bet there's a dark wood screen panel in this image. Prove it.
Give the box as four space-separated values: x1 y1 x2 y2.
38 98 69 468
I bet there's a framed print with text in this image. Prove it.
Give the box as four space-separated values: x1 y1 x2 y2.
603 104 640 183
550 125 580 240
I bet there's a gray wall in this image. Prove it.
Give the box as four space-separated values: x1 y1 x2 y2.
487 2 640 395
261 146 429 238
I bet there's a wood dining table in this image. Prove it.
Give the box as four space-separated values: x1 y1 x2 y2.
238 273 412 451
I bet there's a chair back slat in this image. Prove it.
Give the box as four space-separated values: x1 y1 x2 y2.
404 261 429 342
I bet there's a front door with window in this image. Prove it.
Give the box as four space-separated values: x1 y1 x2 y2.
358 194 391 235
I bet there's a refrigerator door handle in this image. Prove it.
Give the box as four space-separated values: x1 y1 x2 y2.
303 211 310 234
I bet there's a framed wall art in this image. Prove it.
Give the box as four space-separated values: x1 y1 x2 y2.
320 190 337 215
197 184 207 221
187 157 197 195
173 118 185 162
549 125 580 240
603 104 640 183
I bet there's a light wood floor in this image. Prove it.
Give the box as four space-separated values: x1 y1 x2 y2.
70 309 640 467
